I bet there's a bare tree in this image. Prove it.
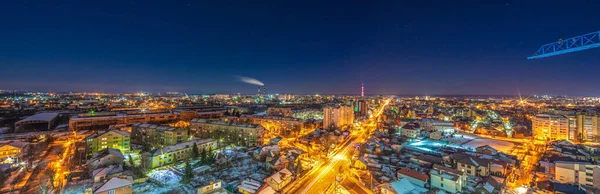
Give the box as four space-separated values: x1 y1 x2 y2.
38 176 53 194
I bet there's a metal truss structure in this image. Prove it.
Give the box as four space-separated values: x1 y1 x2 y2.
528 30 600 59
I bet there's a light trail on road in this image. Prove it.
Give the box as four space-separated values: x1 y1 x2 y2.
285 98 391 194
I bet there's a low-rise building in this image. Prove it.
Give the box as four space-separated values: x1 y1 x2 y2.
453 153 490 177
190 119 264 147
14 112 59 132
399 123 421 139
197 181 227 194
69 112 179 131
267 107 293 117
131 123 188 148
430 164 467 194
396 168 428 188
87 148 125 169
264 168 293 191
87 177 133 194
145 138 216 169
380 177 428 194
237 115 303 136
555 161 600 188
87 130 131 156
237 178 265 194
0 141 29 164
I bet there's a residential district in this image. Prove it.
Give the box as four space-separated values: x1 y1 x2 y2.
2 89 600 194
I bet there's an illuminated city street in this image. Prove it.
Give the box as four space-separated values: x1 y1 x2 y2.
285 99 390 194
1 1 600 194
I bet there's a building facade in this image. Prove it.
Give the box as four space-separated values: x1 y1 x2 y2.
323 104 354 129
189 119 264 147
237 115 303 137
87 130 131 156
267 107 293 118
0 141 28 164
430 165 467 194
69 112 179 131
131 123 189 148
145 138 216 169
555 161 600 188
533 114 569 141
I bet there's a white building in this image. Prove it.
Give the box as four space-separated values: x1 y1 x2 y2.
430 164 467 194
399 123 421 139
555 161 600 188
416 118 455 134
323 104 354 129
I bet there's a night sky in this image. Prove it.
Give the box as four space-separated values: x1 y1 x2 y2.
1 1 600 96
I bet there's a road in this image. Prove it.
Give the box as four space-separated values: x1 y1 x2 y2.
21 143 63 194
284 98 390 194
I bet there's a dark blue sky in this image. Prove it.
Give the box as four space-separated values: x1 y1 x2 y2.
1 1 600 95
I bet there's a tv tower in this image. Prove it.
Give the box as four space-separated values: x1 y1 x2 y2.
361 83 364 97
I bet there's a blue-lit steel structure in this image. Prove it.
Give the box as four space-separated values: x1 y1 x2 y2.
528 30 600 59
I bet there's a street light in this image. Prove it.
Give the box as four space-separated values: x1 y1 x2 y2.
367 171 373 190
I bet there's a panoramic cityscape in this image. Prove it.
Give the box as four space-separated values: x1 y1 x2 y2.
2 1 600 194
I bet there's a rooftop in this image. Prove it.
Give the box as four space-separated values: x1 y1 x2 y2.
190 118 260 128
397 168 429 182
17 112 59 123
151 138 215 156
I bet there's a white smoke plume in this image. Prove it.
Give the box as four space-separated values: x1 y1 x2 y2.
235 76 264 86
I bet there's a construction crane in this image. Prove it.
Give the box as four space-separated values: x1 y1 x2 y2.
528 30 600 59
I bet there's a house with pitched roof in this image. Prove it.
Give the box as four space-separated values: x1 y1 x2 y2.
87 177 133 194
396 168 429 188
264 168 293 191
430 164 467 194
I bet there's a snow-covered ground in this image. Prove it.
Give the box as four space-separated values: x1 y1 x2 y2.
149 169 181 185
460 138 515 153
408 133 518 154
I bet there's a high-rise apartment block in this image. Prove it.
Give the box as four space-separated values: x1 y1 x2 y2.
532 114 569 141
323 104 354 129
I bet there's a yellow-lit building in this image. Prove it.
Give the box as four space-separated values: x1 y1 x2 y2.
574 114 600 142
145 138 216 169
87 130 131 156
69 112 179 131
323 104 354 129
131 123 189 148
237 115 303 137
533 114 569 141
267 107 293 117
0 141 28 164
189 119 264 147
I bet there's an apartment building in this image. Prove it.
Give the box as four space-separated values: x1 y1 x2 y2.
87 130 131 156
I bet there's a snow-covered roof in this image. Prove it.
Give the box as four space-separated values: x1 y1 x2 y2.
151 138 215 156
190 118 261 128
91 148 124 161
92 165 123 178
389 178 428 194
257 185 276 194
5 141 29 149
268 168 292 184
238 178 264 193
17 113 59 123
95 177 132 193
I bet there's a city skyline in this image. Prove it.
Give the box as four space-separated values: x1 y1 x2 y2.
1 0 600 95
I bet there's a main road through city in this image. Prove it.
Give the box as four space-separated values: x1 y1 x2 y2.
284 99 391 194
